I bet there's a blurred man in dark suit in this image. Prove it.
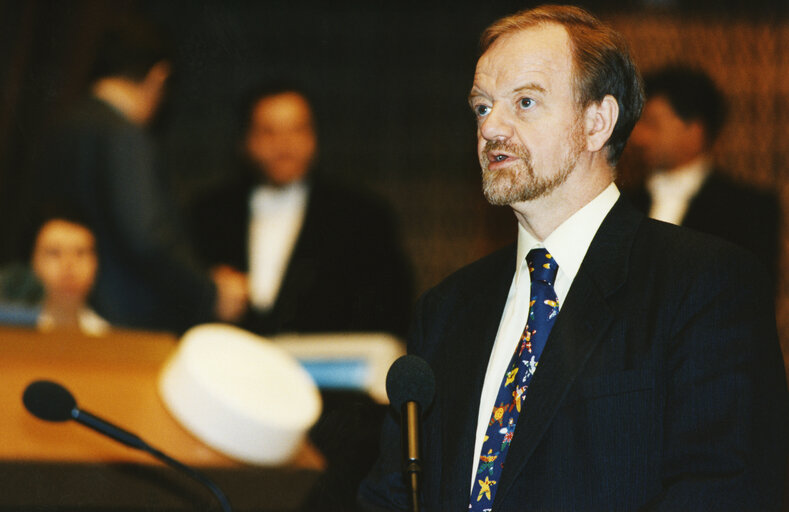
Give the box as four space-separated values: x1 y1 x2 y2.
38 20 247 332
360 5 787 511
627 65 780 280
191 84 413 338
191 84 414 510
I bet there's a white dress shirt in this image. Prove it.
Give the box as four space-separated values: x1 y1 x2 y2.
469 182 621 490
646 156 710 225
248 182 308 312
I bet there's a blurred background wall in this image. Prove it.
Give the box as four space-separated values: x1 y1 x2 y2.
1 0 787 357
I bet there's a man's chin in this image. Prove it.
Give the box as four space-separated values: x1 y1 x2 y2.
483 171 524 205
482 184 523 206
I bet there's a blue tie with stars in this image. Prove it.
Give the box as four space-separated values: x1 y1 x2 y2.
469 248 559 510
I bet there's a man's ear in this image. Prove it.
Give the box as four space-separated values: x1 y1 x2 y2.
584 94 618 153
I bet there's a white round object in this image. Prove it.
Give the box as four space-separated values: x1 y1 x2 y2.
158 324 321 465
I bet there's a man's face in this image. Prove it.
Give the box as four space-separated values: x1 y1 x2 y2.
629 95 700 172
32 220 98 304
245 92 317 186
469 23 587 206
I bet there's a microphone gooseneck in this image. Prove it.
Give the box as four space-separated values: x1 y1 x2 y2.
22 379 233 512
386 355 436 512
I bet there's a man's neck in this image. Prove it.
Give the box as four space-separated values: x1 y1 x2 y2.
41 297 84 328
511 162 614 241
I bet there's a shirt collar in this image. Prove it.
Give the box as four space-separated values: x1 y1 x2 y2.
515 182 620 288
250 180 309 214
648 155 711 197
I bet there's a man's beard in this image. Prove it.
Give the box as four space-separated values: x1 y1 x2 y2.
480 123 585 206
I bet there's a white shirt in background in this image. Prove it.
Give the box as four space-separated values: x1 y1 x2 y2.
247 182 309 312
646 156 711 225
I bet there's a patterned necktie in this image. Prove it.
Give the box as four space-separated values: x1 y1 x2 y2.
469 248 559 511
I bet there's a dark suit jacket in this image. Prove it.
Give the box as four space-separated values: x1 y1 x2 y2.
626 172 781 282
38 96 216 332
190 174 413 338
359 197 788 511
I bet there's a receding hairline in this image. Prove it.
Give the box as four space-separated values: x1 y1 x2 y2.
36 219 96 240
253 90 311 109
480 5 604 52
476 21 583 106
248 91 316 130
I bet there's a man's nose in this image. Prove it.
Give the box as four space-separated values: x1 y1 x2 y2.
479 105 514 141
61 255 79 271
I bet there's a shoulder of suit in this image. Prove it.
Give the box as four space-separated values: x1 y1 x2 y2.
637 215 761 276
65 95 138 131
309 178 398 223
194 174 254 206
703 171 779 204
424 244 516 301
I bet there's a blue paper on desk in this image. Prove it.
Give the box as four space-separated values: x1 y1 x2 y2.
298 358 369 389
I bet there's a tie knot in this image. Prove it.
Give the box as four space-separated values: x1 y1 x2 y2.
527 248 558 285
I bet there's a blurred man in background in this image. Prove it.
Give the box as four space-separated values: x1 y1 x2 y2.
627 65 780 280
191 84 413 338
190 83 414 510
38 20 246 333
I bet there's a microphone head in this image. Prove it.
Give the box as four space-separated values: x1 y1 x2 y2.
385 355 436 412
23 380 76 422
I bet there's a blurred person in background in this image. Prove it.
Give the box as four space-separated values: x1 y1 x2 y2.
191 83 413 338
626 65 780 281
190 83 414 510
0 205 109 335
31 208 109 336
37 19 247 333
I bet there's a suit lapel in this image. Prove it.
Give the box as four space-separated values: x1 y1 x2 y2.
438 247 516 510
492 197 643 507
271 185 322 321
679 173 718 230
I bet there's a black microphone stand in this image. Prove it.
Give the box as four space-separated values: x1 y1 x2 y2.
73 407 232 512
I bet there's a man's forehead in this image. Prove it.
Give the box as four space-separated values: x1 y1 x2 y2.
473 23 573 92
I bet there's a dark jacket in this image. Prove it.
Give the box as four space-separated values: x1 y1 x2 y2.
359 197 788 511
190 174 413 338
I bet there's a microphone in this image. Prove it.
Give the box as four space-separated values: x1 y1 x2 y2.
385 355 436 512
23 380 232 512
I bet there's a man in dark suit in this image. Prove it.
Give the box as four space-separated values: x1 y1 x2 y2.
359 5 787 511
191 84 414 510
190 85 413 338
626 65 780 281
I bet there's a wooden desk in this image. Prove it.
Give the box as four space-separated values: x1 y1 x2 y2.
0 326 323 511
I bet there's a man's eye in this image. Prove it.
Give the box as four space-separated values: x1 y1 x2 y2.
519 97 534 109
474 104 490 117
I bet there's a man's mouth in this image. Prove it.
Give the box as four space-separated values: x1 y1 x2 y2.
488 151 513 165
